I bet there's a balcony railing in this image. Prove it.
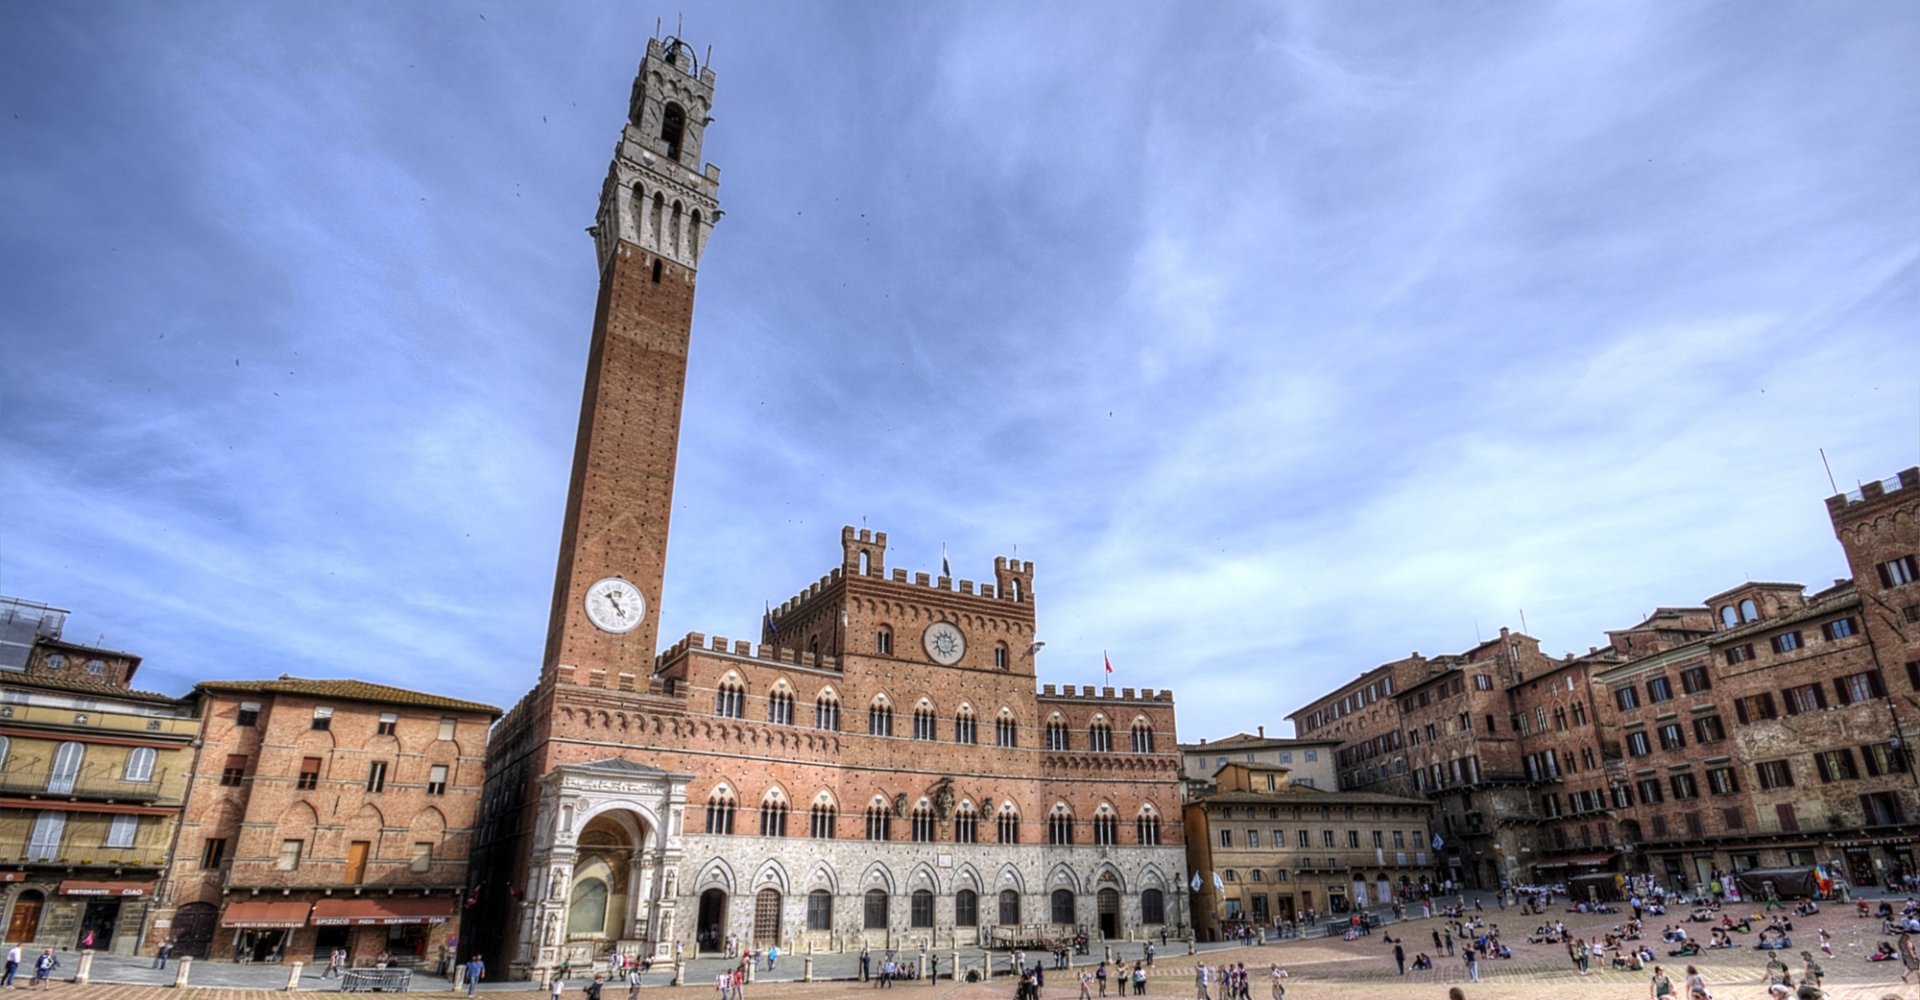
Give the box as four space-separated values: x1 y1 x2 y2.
0 764 176 805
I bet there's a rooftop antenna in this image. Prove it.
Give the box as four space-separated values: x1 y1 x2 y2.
676 12 683 38
1474 619 1482 644
655 17 661 38
1819 448 1838 495
1518 609 1529 636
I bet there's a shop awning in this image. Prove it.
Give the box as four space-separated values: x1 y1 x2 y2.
220 900 312 929
59 880 150 897
311 898 453 926
1536 852 1616 870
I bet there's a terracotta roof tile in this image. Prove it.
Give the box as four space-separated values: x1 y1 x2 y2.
195 676 500 716
0 669 181 705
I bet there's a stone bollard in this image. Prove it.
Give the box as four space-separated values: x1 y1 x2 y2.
982 950 991 980
286 961 304 991
918 952 928 982
74 950 94 985
949 951 957 984
454 965 467 991
803 956 813 983
173 956 193 988
671 960 684 986
746 961 756 985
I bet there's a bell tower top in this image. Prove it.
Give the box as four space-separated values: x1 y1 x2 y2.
628 37 716 168
592 35 722 272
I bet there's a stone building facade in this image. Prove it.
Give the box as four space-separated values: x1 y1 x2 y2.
465 37 1188 980
1287 466 1920 893
1179 731 1339 795
1183 763 1433 939
148 679 497 965
0 622 195 954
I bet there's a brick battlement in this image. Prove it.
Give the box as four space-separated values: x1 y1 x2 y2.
1827 466 1919 518
1037 684 1174 704
654 631 840 673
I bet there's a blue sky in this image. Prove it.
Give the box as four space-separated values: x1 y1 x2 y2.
3 2 1916 738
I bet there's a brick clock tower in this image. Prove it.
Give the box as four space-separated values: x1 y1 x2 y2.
542 36 720 687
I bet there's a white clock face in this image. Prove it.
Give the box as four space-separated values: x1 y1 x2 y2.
923 621 966 665
584 577 646 634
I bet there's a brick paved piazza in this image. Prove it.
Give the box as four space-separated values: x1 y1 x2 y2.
44 897 1920 999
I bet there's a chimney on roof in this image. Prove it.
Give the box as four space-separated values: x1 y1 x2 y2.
1257 725 1265 738
1199 738 1206 745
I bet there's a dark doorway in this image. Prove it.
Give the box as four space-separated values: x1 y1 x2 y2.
78 899 120 950
697 889 727 953
170 902 216 958
1096 889 1119 939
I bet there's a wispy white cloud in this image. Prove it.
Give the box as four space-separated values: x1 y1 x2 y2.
2 0 1915 738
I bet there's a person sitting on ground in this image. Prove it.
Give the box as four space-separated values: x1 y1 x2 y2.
1755 931 1793 951
1870 941 1898 961
1411 953 1433 971
1668 940 1700 958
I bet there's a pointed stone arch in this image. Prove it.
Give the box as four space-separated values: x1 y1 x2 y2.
694 857 737 894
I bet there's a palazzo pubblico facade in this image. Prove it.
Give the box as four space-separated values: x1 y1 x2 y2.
463 37 1191 979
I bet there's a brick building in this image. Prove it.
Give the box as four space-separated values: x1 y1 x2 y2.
1183 762 1433 938
465 37 1188 979
0 603 195 954
148 678 497 965
1287 466 1920 894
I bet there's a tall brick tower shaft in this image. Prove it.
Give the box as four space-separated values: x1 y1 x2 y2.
542 37 720 683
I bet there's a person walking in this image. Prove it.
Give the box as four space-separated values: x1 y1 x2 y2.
1464 946 1479 983
465 954 486 997
626 960 644 1000
550 969 566 1000
586 974 605 1000
1133 962 1147 996
1096 961 1108 997
1393 942 1405 975
1649 965 1673 1000
1079 970 1094 1000
3 944 19 987
153 938 174 970
860 948 871 982
767 945 778 972
29 950 56 991
1193 963 1209 1000
1685 964 1709 1000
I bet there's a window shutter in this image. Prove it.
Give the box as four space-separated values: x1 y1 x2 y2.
1872 670 1888 698
1782 689 1799 716
1816 754 1832 782
1735 700 1750 725
1834 679 1852 705
1814 685 1828 709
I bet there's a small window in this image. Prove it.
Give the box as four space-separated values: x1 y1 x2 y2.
1878 555 1918 588
366 760 388 793
123 747 156 783
311 706 334 731
377 712 398 736
105 814 138 849
437 717 457 741
864 889 889 930
994 644 1009 669
236 702 261 727
808 890 834 930
1823 617 1859 641
45 654 66 671
1772 631 1802 653
876 628 893 655
220 754 248 787
427 764 449 796
297 757 322 790
277 839 303 871
1739 598 1759 622
1719 606 1739 629
87 659 105 674
660 102 686 160
410 842 432 873
201 837 228 868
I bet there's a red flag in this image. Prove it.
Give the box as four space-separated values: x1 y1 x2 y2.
1104 652 1113 675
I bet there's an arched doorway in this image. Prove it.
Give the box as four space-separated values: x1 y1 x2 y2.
170 902 217 958
1096 888 1119 939
753 889 781 946
5 891 43 943
567 812 644 943
698 889 727 953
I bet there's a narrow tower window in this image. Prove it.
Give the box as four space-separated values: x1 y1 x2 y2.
661 103 686 160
